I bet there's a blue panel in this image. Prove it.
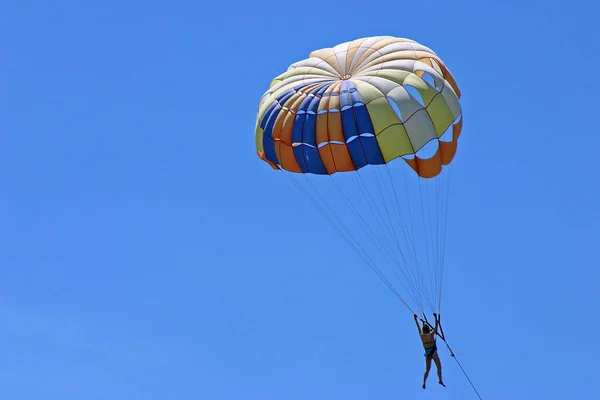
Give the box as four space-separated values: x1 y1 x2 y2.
350 87 363 104
301 145 328 175
308 83 331 114
360 136 385 165
262 136 279 165
261 105 282 165
292 144 307 173
307 95 320 115
302 112 317 147
259 102 279 129
316 82 333 96
307 91 323 112
341 107 368 169
291 113 308 172
276 88 296 105
340 106 358 142
354 104 374 135
340 80 353 110
346 139 368 169
291 109 308 145
263 105 281 139
297 93 314 114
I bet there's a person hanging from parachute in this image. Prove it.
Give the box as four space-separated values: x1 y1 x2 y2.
414 313 446 389
254 34 484 399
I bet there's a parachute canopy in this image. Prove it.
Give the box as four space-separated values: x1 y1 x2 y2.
254 36 463 315
255 36 462 179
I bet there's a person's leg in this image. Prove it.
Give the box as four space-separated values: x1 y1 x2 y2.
432 353 445 386
422 356 432 388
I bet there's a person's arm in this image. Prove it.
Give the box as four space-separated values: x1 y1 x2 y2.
432 313 439 335
414 314 422 334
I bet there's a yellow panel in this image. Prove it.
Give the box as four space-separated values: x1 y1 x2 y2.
255 126 264 152
404 74 438 104
427 95 455 136
375 123 413 162
365 97 402 134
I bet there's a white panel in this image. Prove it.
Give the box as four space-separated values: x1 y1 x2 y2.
387 86 424 122
404 109 438 151
354 76 400 96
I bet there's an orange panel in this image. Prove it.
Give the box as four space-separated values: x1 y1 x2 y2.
404 149 442 178
319 143 355 173
318 144 336 174
443 69 461 98
329 143 356 172
271 107 287 141
452 117 463 139
326 111 345 143
275 142 302 173
280 112 295 145
439 139 458 165
440 118 462 165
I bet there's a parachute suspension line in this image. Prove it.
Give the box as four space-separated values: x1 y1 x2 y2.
436 173 446 312
430 173 441 313
417 179 437 312
325 173 419 311
385 167 421 273
434 171 443 312
279 170 414 313
352 172 406 270
325 175 403 277
391 166 432 315
301 175 404 301
401 164 428 315
438 167 452 313
369 167 430 312
351 169 426 310
411 163 452 315
283 171 401 300
277 165 451 318
401 164 417 247
373 167 428 300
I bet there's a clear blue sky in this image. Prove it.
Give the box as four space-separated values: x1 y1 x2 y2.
3 1 599 399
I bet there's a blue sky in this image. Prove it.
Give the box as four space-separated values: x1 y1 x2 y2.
3 0 599 399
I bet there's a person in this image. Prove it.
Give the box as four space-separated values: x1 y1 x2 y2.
414 313 445 389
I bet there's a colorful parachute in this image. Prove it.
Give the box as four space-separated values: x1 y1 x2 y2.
255 36 463 315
